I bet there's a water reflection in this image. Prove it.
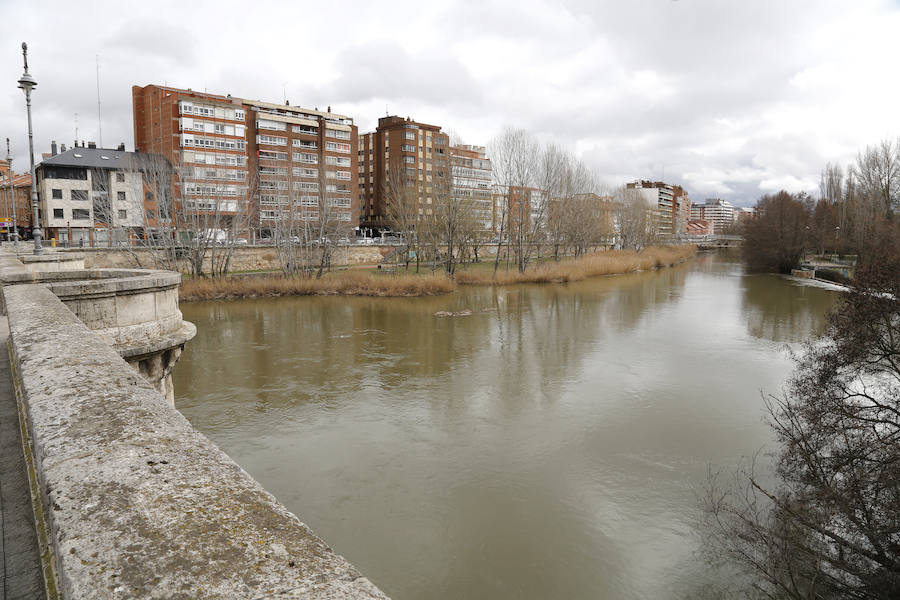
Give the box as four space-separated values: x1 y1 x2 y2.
176 254 838 600
741 274 837 343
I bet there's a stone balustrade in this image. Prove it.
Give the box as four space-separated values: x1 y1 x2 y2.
0 254 389 599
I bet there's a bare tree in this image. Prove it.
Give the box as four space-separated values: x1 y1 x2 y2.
704 235 900 598
852 138 900 221
383 161 420 271
134 153 179 271
136 151 251 278
615 185 660 251
819 162 844 205
489 128 537 275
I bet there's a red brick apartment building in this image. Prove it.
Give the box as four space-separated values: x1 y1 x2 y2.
133 84 358 238
358 116 449 233
0 164 33 239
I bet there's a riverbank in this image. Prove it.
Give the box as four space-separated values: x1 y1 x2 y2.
179 270 455 301
455 245 697 285
179 246 696 301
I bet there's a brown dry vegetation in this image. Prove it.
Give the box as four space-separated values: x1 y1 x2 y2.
180 246 696 301
180 271 455 301
455 245 697 285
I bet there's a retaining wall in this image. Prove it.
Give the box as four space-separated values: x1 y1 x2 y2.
3 281 388 599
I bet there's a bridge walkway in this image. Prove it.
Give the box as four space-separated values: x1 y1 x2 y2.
0 317 45 599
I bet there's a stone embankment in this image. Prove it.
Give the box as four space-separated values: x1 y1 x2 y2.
0 249 389 599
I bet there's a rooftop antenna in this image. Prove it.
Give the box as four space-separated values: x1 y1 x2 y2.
385 104 389 116
96 55 103 148
283 83 287 104
74 112 79 145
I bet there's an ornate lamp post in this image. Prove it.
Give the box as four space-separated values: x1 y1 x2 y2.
18 42 42 254
5 138 16 244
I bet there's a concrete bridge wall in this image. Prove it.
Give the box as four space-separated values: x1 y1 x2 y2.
2 265 388 599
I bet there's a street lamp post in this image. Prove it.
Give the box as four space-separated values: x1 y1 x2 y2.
18 42 41 255
5 138 16 244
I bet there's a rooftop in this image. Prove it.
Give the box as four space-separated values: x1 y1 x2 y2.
40 147 138 170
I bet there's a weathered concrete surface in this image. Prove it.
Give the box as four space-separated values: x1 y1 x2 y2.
4 284 388 599
18 253 85 273
0 316 47 599
0 262 196 404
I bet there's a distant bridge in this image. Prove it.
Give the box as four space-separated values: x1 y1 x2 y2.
685 235 742 249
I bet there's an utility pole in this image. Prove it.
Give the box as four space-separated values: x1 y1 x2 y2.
5 138 15 244
18 41 42 254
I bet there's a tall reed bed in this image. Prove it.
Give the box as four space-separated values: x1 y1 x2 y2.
455 245 696 285
180 271 455 301
180 246 696 300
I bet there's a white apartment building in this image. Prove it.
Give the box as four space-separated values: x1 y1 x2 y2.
626 180 691 237
690 198 736 234
450 145 493 230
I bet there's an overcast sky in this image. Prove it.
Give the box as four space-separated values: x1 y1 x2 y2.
1 0 898 206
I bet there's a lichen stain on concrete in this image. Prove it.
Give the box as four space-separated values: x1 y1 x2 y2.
3 281 389 599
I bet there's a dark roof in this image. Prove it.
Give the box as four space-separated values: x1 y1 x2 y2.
39 147 138 170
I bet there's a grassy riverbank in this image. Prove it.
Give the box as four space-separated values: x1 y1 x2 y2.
180 271 455 301
179 245 696 301
455 245 697 285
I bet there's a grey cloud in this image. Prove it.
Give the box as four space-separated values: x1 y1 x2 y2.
325 40 484 109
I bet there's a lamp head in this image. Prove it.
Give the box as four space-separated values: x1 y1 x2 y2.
18 72 36 93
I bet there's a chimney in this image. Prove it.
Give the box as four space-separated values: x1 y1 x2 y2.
117 142 125 151
88 141 96 149
327 106 331 113
60 144 66 152
285 100 290 106
51 141 58 156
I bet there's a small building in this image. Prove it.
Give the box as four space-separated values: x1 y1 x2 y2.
36 144 145 245
685 219 711 236
0 164 34 240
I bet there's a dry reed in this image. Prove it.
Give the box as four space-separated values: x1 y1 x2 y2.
455 245 697 285
180 246 696 301
180 271 455 302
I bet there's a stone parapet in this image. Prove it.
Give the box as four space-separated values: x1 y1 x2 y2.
3 283 389 599
18 252 85 272
0 265 195 402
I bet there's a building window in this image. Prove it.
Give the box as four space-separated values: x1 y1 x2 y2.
53 208 64 219
52 188 62 199
72 208 90 220
117 191 126 202
118 209 127 220
145 192 153 202
325 128 351 140
71 190 89 201
116 172 125 182
325 141 351 153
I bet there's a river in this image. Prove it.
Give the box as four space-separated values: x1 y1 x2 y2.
175 252 841 599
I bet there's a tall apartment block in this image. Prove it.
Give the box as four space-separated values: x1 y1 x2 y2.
132 84 358 238
358 116 449 232
450 145 493 230
690 198 736 234
626 180 691 237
